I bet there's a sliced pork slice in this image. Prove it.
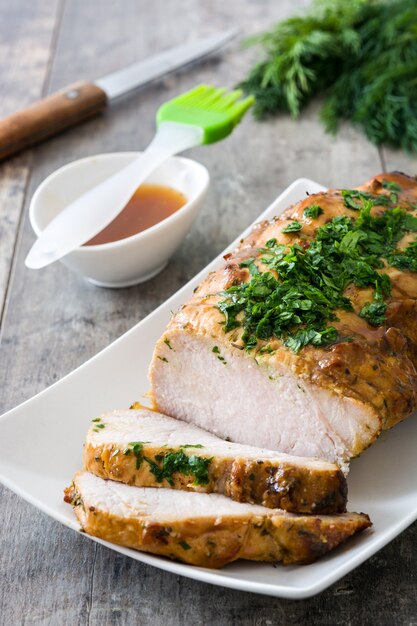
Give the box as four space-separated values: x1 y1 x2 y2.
65 471 371 568
149 172 417 468
83 408 347 514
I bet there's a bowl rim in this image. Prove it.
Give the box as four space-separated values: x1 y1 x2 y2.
29 152 210 254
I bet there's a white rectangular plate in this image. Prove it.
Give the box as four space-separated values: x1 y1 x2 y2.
1 178 416 600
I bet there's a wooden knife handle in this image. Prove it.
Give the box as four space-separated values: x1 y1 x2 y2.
0 81 108 161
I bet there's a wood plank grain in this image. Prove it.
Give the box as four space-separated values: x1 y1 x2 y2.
0 0 61 324
0 2 96 626
0 1 414 624
380 146 417 177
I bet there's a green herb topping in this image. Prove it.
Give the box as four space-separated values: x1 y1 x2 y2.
382 180 402 203
266 238 277 248
304 204 324 219
128 441 150 469
126 442 212 486
341 189 390 211
282 220 302 233
382 181 401 192
92 419 105 432
217 191 417 352
179 540 191 550
144 451 212 486
212 345 227 364
239 258 260 276
359 301 387 326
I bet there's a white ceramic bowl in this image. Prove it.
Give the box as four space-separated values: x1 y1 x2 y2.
29 152 210 287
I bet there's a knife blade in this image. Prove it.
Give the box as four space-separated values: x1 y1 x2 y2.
0 28 238 162
96 28 238 99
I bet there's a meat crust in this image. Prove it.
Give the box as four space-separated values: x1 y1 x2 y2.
65 471 371 568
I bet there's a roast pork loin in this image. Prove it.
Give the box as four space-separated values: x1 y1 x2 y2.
150 173 417 469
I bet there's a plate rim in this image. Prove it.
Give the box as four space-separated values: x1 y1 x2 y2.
1 176 416 600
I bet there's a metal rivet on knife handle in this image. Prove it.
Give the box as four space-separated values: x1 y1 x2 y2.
0 81 108 162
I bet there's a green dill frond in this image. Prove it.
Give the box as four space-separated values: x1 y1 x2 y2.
241 0 417 152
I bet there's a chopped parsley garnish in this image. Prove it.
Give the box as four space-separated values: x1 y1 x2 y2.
403 214 417 231
304 204 323 219
382 181 401 192
239 258 260 276
163 337 173 350
144 451 212 486
359 301 387 326
386 241 417 272
341 189 390 211
179 540 191 550
92 417 105 431
126 443 211 485
382 180 401 203
212 345 227 363
217 191 417 352
282 220 302 233
128 441 150 469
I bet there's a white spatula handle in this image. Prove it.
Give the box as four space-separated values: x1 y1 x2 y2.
25 122 203 269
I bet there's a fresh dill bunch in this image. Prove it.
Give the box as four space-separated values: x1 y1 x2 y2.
240 0 375 118
321 1 417 152
241 0 417 152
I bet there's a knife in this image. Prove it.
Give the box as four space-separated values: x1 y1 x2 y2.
0 28 238 162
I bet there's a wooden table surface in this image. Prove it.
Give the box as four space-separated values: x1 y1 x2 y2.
0 1 416 624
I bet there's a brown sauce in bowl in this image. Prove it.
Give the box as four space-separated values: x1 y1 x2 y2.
84 184 187 246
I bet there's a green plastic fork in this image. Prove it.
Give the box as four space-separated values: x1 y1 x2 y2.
157 84 254 144
25 85 254 269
